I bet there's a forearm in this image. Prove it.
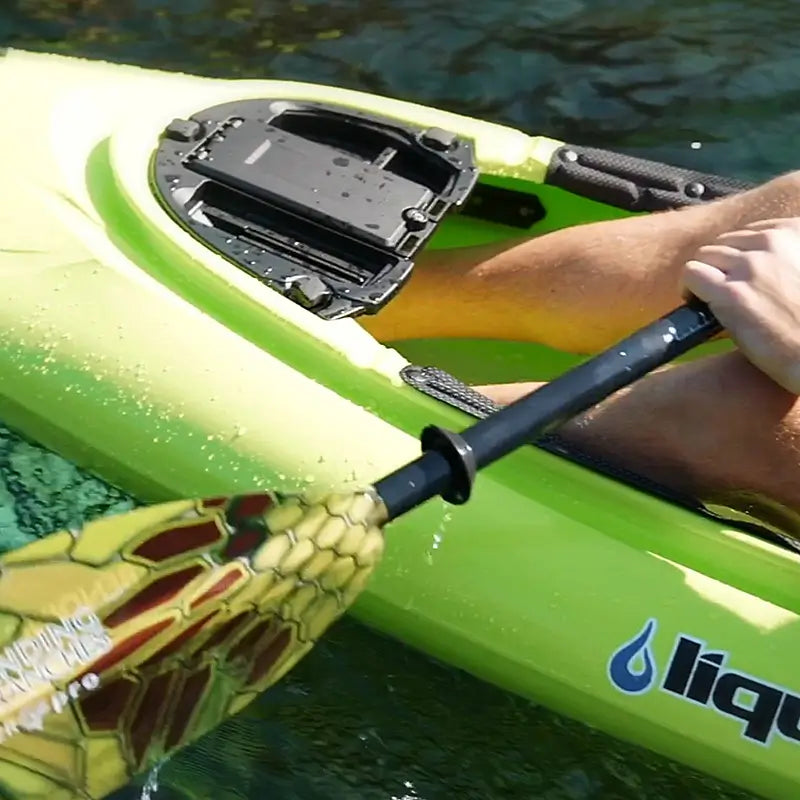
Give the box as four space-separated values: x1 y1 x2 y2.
362 172 800 353
364 206 725 351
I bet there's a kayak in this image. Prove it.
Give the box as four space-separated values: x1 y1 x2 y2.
1 47 800 800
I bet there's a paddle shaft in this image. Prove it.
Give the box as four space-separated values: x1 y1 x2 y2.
375 302 721 520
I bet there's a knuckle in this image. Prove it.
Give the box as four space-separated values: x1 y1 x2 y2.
748 250 771 270
761 224 800 250
758 228 785 250
719 280 750 307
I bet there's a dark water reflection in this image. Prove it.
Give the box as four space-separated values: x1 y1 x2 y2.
4 0 800 180
115 618 756 800
1 1 795 798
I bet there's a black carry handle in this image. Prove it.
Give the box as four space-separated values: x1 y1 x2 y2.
375 301 721 520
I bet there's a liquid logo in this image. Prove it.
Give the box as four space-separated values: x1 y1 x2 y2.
607 618 800 747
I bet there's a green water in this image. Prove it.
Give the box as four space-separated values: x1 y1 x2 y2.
1 0 797 797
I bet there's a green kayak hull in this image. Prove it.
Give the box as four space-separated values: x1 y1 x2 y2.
2 48 800 799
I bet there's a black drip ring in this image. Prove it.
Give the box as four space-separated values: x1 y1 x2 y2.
420 425 477 505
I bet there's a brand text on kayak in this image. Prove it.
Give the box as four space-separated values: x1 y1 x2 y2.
608 619 800 747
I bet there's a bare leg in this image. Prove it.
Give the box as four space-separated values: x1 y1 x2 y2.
361 171 800 352
477 353 800 514
361 171 800 515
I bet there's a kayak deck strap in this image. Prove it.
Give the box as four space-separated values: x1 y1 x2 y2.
545 144 754 212
400 364 800 553
399 364 703 504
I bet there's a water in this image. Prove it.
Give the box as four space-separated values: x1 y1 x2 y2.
4 0 800 181
0 0 795 797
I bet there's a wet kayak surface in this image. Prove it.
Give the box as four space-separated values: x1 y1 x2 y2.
1 1 796 797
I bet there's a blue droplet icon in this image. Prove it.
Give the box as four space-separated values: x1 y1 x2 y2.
608 618 658 695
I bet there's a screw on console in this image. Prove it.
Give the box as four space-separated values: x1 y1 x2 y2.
403 208 429 231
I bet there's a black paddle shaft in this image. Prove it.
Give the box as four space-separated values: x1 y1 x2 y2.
375 301 721 521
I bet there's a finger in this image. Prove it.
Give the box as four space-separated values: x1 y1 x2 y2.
714 228 778 251
744 217 800 232
690 244 746 274
682 258 728 302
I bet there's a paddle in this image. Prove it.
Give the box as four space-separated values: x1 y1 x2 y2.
0 301 719 799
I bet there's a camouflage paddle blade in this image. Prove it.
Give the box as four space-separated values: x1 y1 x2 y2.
0 490 386 799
